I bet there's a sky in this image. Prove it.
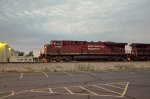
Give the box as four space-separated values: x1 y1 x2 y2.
0 0 150 56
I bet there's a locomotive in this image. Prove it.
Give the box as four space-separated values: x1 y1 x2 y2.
130 43 150 61
40 40 150 62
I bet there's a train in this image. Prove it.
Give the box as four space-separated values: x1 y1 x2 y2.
39 40 150 62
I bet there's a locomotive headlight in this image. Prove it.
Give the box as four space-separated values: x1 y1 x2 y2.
44 47 47 49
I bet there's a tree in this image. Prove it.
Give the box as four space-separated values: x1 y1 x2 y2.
26 51 34 57
18 51 25 56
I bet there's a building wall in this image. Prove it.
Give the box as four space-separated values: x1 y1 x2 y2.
0 42 19 62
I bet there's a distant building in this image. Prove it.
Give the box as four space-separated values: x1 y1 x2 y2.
0 42 19 62
9 56 39 62
9 56 34 62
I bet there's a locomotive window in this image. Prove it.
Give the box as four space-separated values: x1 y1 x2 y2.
71 41 79 44
53 41 62 45
75 41 78 43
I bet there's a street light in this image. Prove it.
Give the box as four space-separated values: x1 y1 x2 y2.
8 48 11 51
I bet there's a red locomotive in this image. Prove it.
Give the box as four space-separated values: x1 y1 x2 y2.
40 40 127 62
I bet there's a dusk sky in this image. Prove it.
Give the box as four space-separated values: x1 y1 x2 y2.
0 0 150 56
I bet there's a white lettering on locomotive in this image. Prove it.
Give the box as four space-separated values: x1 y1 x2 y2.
88 45 105 50
88 48 100 50
55 46 62 48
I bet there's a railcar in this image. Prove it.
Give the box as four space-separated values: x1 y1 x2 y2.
40 40 127 62
130 43 150 61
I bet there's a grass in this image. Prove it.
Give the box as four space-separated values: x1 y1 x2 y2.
25 67 36 72
75 64 93 71
41 67 50 72
0 69 18 73
0 62 150 73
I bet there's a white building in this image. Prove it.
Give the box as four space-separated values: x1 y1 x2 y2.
9 56 34 62
0 42 19 62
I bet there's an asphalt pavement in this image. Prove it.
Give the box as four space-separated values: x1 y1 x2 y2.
0 71 150 99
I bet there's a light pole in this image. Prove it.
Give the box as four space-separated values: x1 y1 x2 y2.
8 47 12 62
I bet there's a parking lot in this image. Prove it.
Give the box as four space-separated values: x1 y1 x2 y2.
0 71 150 99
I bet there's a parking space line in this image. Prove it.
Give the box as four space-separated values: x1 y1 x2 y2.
48 88 54 93
42 72 48 78
20 73 23 79
0 82 129 99
93 85 121 95
118 83 126 85
64 87 74 94
121 82 129 97
63 72 73 76
11 91 15 95
78 86 98 95
105 84 124 90
79 71 95 76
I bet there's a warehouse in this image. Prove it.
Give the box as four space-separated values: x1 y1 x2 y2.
0 42 19 62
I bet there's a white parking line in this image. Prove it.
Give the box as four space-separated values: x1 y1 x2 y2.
93 85 122 95
118 83 126 85
48 88 54 93
64 72 73 76
11 91 15 95
20 73 23 79
79 71 95 76
64 87 74 94
121 82 129 97
42 72 48 78
105 84 124 90
78 86 98 95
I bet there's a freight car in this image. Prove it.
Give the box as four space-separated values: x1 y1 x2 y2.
40 40 127 62
130 43 150 61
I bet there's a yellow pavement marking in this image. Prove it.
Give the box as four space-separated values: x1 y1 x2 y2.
93 85 122 95
79 71 95 76
105 84 124 90
64 72 73 76
42 72 48 78
78 86 98 95
20 73 23 79
64 87 74 94
48 88 54 93
121 82 129 97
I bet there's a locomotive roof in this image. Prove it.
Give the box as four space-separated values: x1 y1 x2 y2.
130 43 150 46
51 40 87 42
50 40 127 45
